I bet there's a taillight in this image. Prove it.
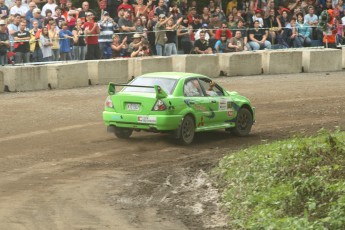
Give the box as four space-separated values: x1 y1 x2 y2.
105 96 113 108
152 99 166 111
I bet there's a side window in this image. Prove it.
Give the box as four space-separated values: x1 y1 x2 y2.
184 79 204 97
199 78 224 96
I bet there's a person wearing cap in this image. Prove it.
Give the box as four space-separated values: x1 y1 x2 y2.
0 0 9 19
117 0 134 16
0 19 9 65
128 33 141 53
194 23 210 40
187 6 197 24
118 8 136 43
41 0 57 17
29 8 42 29
252 8 264 27
98 10 118 59
84 11 101 60
154 14 172 56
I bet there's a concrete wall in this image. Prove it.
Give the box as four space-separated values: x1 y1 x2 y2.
47 62 89 89
303 49 342 72
129 56 173 77
0 71 4 93
218 52 262 76
1 66 49 92
88 59 129 85
172 55 220 78
0 49 344 93
262 50 303 74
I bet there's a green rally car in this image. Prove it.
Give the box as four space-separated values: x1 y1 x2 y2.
103 72 255 144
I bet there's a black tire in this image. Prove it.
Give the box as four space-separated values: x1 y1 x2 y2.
230 107 253 136
114 127 133 139
177 115 195 145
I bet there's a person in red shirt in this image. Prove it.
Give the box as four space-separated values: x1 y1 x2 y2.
215 22 232 40
84 11 101 60
117 0 134 15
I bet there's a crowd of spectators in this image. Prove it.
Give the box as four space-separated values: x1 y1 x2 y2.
0 0 344 65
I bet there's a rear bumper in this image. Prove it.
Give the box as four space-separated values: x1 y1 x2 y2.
103 111 183 131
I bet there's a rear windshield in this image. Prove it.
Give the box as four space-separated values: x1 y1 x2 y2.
122 77 177 95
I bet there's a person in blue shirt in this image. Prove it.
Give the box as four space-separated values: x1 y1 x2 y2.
59 22 73 61
214 34 228 53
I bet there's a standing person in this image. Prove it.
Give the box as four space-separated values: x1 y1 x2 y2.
41 0 57 17
177 17 193 54
304 6 319 40
98 11 117 59
154 0 167 17
29 20 43 62
10 0 29 16
78 1 90 22
84 11 101 60
164 16 182 56
0 0 10 19
0 20 9 66
8 14 21 51
134 0 151 18
111 34 127 58
72 18 86 60
14 21 31 63
59 21 73 61
48 21 60 61
40 26 53 61
155 14 171 56
29 8 43 29
25 1 36 26
118 9 136 43
54 6 66 29
248 20 271 50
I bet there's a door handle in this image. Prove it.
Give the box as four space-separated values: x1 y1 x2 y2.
211 100 217 103
189 100 196 105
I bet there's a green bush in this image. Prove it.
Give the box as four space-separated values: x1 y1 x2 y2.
214 130 345 229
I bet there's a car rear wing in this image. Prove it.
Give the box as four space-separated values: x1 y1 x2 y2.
108 83 168 99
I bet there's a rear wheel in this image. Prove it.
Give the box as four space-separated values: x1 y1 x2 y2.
177 115 195 145
114 127 133 139
230 107 253 136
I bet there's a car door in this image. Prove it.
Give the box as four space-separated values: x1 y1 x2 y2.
183 78 210 129
198 78 230 127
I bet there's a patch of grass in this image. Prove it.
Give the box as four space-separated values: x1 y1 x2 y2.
214 129 345 229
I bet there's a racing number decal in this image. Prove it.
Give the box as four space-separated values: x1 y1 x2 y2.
198 116 205 127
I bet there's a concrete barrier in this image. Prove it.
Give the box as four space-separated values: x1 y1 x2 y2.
172 55 219 78
129 56 173 77
47 62 89 89
302 49 342 72
88 59 129 85
218 52 262 76
0 71 4 93
1 66 49 92
262 50 303 74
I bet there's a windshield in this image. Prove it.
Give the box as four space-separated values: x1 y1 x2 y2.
122 77 177 95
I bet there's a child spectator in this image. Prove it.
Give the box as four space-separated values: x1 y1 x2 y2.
59 21 73 60
40 26 53 61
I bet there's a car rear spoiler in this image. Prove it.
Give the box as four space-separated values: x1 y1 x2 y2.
108 82 168 99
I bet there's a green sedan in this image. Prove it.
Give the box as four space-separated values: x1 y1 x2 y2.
103 72 255 144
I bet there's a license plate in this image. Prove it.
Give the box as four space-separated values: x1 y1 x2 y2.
138 116 157 124
127 103 140 111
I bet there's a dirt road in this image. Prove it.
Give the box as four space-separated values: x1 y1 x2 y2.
0 72 344 230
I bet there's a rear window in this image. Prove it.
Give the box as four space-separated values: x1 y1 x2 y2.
122 77 177 95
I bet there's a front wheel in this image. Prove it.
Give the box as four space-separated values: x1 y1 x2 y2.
229 107 253 136
176 115 195 145
114 127 133 139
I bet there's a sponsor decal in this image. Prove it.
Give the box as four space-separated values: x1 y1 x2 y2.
112 115 122 120
197 116 205 127
227 110 234 117
205 108 215 119
219 98 227 111
138 116 157 124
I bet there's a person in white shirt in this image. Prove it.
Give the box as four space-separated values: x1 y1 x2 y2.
41 0 57 17
9 0 29 16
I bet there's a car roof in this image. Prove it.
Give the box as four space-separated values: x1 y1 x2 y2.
139 72 207 80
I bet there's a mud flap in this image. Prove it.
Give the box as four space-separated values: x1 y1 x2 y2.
107 126 116 133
